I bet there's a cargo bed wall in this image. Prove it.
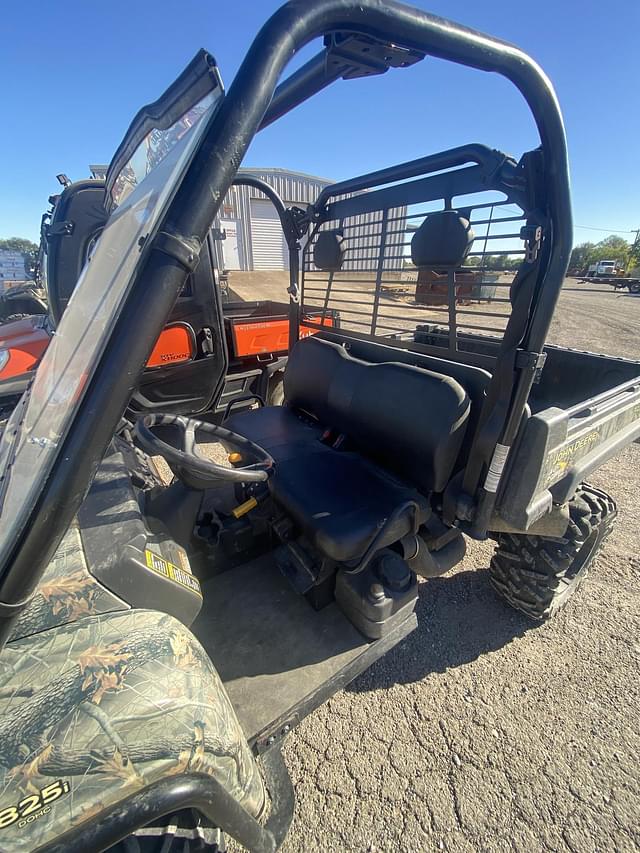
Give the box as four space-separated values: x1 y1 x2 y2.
494 365 640 531
412 328 640 415
528 347 640 413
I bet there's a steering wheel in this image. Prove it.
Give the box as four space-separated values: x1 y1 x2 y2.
134 413 274 488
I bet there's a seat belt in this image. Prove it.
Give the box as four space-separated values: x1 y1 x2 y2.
460 230 543 516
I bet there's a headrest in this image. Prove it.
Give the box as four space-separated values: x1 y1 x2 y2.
411 211 474 269
313 230 345 271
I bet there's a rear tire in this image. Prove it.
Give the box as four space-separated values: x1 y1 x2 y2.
266 372 285 406
2 313 30 323
629 282 640 294
489 483 617 620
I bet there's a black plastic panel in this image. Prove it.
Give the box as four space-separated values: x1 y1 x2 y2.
78 444 203 625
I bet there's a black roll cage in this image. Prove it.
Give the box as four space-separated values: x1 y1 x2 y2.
169 0 572 352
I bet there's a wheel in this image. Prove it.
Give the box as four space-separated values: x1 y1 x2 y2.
266 371 285 406
628 282 640 294
107 823 225 851
489 483 617 620
2 313 30 323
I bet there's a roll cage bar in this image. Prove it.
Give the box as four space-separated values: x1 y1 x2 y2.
2 0 571 691
225 174 305 349
170 0 572 353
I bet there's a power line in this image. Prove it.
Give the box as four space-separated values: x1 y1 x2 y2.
488 205 637 238
574 224 635 234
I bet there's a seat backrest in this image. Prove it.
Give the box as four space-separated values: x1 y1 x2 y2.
318 332 492 470
284 336 470 493
313 230 345 271
411 210 475 268
46 180 109 324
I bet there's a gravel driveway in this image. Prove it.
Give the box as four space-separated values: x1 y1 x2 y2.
225 280 639 852
280 443 639 852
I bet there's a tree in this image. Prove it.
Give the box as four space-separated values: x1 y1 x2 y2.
569 235 632 274
628 232 640 275
569 242 595 272
502 256 522 271
477 254 521 271
0 237 39 276
588 235 630 268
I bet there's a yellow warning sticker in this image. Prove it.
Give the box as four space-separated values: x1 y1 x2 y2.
144 549 202 597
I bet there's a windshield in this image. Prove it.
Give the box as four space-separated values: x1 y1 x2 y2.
110 92 217 210
0 75 223 569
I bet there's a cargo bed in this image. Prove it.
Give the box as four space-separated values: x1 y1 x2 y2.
412 326 640 531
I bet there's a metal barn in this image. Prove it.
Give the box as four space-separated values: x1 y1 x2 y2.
217 167 406 272
216 168 330 271
90 164 406 272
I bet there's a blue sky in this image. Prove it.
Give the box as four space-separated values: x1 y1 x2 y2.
1 0 638 247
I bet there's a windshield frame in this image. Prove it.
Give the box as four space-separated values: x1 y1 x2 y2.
0 54 223 626
105 50 221 211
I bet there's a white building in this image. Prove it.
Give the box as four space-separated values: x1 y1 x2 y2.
89 165 405 272
215 168 331 271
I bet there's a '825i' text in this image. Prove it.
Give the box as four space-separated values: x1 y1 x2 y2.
0 780 71 830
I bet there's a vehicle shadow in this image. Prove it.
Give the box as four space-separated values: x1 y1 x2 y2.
226 287 246 302
347 567 533 693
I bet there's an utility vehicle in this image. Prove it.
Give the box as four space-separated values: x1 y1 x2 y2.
0 280 47 323
1 2 639 851
0 176 335 419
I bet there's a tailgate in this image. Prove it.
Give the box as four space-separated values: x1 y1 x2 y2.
495 375 640 530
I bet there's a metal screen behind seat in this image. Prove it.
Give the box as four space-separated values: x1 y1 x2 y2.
300 178 528 362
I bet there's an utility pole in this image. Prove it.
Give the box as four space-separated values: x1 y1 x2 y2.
630 228 640 271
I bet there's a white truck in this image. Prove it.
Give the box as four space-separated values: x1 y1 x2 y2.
581 259 640 293
587 259 620 277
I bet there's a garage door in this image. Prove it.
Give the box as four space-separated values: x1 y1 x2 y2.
250 199 288 270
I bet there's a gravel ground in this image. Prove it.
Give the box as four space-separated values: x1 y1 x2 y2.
279 443 640 853
221 280 640 853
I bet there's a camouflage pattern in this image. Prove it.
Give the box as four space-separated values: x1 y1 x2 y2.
8 524 128 644
0 609 265 851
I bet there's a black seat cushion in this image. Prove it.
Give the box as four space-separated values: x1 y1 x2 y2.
270 450 428 562
411 210 474 269
226 407 426 561
224 406 326 463
226 337 469 563
284 337 470 493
